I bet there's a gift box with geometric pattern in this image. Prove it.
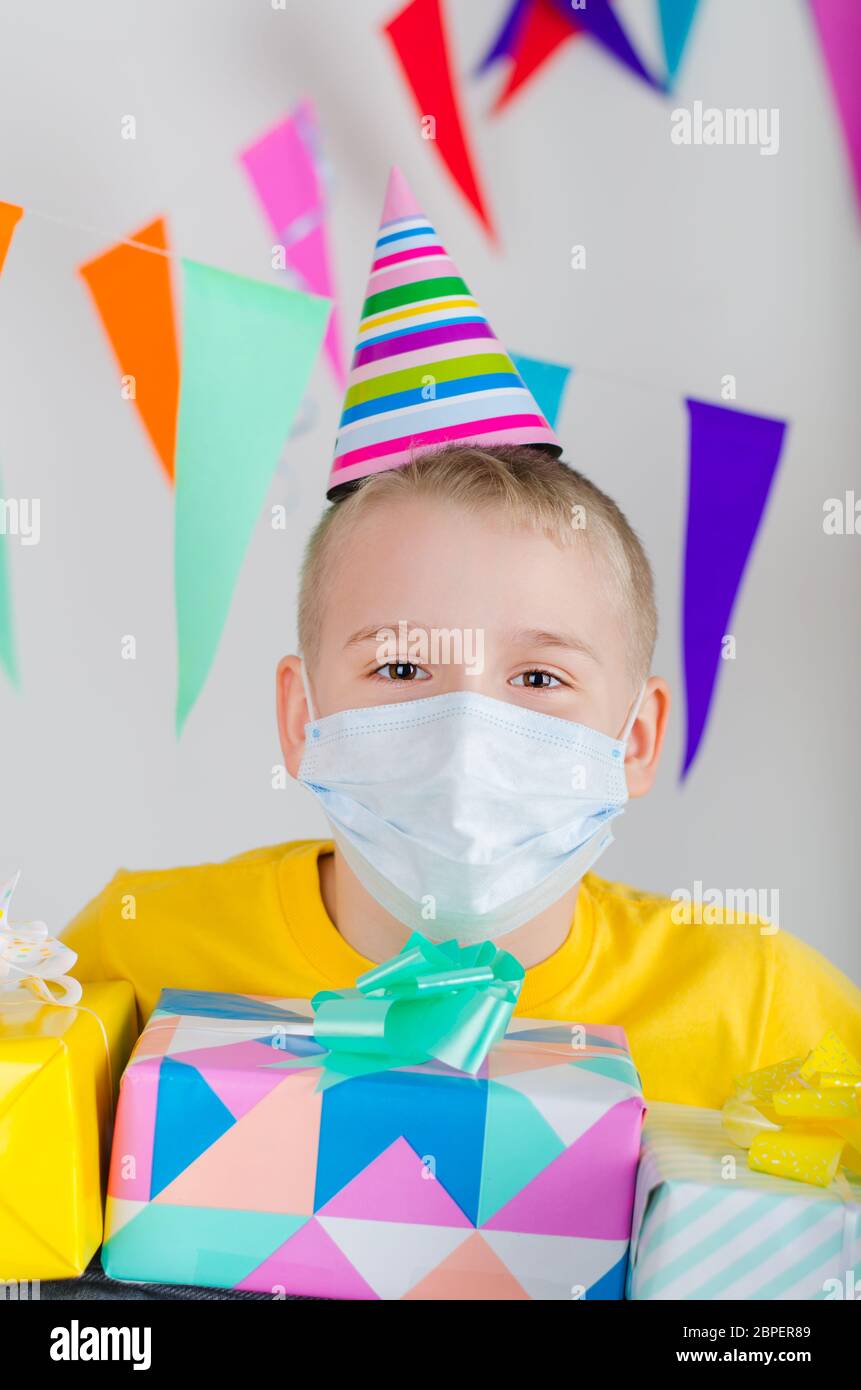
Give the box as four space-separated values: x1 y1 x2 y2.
102 989 645 1299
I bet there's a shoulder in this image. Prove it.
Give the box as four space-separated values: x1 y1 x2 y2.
583 871 780 971
104 840 290 901
585 872 860 1039
65 839 326 937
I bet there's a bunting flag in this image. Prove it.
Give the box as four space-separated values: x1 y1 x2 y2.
681 400 788 778
383 0 495 239
510 353 572 430
0 201 23 275
656 0 701 87
483 0 658 112
239 101 345 389
490 0 581 111
0 204 23 687
809 0 861 216
546 0 660 90
475 0 531 75
174 262 329 732
79 219 180 483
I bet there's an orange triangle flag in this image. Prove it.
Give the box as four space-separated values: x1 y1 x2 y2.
0 202 23 275
79 218 180 482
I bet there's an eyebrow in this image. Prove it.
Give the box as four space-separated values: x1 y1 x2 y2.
345 622 599 663
344 622 426 647
507 627 600 663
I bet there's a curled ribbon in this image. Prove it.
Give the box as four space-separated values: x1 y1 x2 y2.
721 1031 861 1188
311 931 524 1076
0 870 83 1008
0 870 119 1159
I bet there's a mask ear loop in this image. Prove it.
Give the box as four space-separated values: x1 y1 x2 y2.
299 659 317 725
619 680 648 745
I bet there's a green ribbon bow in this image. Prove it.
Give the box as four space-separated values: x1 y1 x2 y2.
310 932 525 1076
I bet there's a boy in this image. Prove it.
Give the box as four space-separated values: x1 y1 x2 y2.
62 172 860 1107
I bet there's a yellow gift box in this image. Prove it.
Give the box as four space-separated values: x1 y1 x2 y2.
0 981 138 1281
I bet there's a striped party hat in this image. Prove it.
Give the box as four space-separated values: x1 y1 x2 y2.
327 167 562 497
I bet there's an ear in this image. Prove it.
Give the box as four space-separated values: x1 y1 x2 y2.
276 655 314 778
624 676 671 799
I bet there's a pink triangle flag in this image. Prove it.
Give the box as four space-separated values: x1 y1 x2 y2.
809 0 861 215
240 102 345 387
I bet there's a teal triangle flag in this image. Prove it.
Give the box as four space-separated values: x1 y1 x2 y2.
174 259 329 731
656 0 700 86
510 353 572 431
0 465 18 688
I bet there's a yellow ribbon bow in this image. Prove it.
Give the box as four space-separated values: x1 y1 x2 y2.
721 1031 861 1187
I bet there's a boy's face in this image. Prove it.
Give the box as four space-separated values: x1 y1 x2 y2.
305 496 646 741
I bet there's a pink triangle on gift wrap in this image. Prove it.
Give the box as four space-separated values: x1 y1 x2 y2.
133 1016 179 1060
381 165 423 224
168 1038 302 1071
167 1041 296 1119
153 1066 323 1214
108 1057 161 1200
483 1096 643 1238
237 1217 380 1298
318 1134 472 1226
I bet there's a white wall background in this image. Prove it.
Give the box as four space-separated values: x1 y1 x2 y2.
0 0 858 979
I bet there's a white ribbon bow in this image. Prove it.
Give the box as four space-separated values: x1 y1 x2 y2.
0 870 82 1007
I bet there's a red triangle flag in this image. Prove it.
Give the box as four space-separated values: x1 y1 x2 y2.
383 0 495 240
494 0 582 112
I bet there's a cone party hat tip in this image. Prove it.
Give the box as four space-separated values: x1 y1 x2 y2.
327 167 561 498
380 165 423 225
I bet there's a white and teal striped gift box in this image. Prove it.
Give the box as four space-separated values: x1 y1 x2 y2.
627 1103 861 1300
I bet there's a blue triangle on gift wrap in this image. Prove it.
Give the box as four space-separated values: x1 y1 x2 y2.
154 988 311 1023
150 1057 236 1198
586 1249 629 1299
314 1068 488 1224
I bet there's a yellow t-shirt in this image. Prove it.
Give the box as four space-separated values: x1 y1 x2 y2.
61 838 861 1108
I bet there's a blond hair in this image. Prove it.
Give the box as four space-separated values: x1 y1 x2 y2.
298 445 657 686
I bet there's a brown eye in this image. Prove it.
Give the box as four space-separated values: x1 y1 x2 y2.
373 661 431 683
521 670 555 689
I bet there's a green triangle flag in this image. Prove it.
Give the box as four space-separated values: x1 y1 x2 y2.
174 259 329 731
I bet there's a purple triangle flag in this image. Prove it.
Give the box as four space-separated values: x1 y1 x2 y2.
476 0 531 73
548 0 661 89
682 400 788 777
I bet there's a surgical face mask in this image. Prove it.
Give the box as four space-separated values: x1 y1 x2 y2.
298 669 645 946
